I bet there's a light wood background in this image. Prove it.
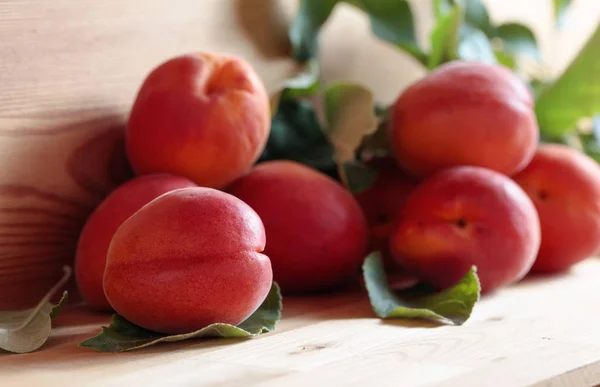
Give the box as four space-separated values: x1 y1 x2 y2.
0 0 599 310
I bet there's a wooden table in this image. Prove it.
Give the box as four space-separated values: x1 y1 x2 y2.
3 259 600 387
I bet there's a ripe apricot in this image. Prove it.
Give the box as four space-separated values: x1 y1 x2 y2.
227 161 369 294
354 157 418 270
126 52 271 189
390 166 540 293
103 187 272 334
389 61 538 177
75 174 196 310
513 144 600 272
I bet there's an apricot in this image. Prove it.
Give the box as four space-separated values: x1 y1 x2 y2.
354 157 418 270
125 52 271 189
389 61 538 178
75 174 196 311
103 187 272 334
227 160 369 294
390 166 540 293
513 144 600 273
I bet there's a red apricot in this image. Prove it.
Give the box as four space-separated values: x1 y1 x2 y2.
513 144 600 272
227 161 369 294
126 52 271 189
390 166 540 293
75 174 196 310
354 157 418 270
389 61 538 178
103 187 272 334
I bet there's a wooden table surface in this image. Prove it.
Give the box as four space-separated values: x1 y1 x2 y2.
3 259 600 387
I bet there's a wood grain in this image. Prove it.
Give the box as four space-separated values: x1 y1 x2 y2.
2 259 600 387
0 0 598 310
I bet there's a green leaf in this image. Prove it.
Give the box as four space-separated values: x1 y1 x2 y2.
0 266 71 354
270 59 321 115
429 1 463 68
463 0 494 36
359 109 392 159
457 24 498 64
281 60 321 100
496 23 541 61
289 0 338 62
49 292 68 320
494 49 517 70
553 0 572 28
260 98 337 178
535 25 600 136
289 0 425 64
362 252 480 325
79 282 282 353
350 0 426 64
342 159 379 194
324 82 378 186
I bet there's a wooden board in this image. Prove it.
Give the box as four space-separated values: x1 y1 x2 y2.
2 259 600 387
1 0 599 310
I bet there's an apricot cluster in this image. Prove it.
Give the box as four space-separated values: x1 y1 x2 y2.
368 61 600 293
73 52 600 334
74 52 369 333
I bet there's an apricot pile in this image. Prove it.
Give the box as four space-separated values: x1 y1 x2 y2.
73 50 600 334
384 61 600 293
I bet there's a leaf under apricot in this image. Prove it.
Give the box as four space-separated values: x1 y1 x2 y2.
79 282 282 353
362 252 480 325
0 267 70 354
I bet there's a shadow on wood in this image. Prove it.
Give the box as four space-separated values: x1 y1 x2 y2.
234 0 292 59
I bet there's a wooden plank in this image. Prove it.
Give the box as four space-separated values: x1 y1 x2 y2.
2 259 600 387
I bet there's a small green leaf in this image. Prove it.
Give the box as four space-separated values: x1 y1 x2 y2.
360 110 392 159
270 59 321 115
342 159 379 194
281 60 321 100
494 49 517 70
553 0 572 28
463 0 494 36
429 1 463 68
324 82 378 185
457 24 497 64
79 282 282 353
535 25 600 136
351 0 426 64
289 0 338 62
260 98 337 178
496 23 541 61
362 252 480 325
288 0 425 64
49 292 68 320
0 266 71 354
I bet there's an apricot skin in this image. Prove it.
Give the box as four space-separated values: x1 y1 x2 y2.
75 174 196 311
389 61 538 178
126 52 271 189
103 187 272 334
354 157 418 270
390 166 541 293
227 161 369 294
513 144 600 273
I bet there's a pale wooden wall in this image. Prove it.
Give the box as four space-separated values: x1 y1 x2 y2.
0 0 598 309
